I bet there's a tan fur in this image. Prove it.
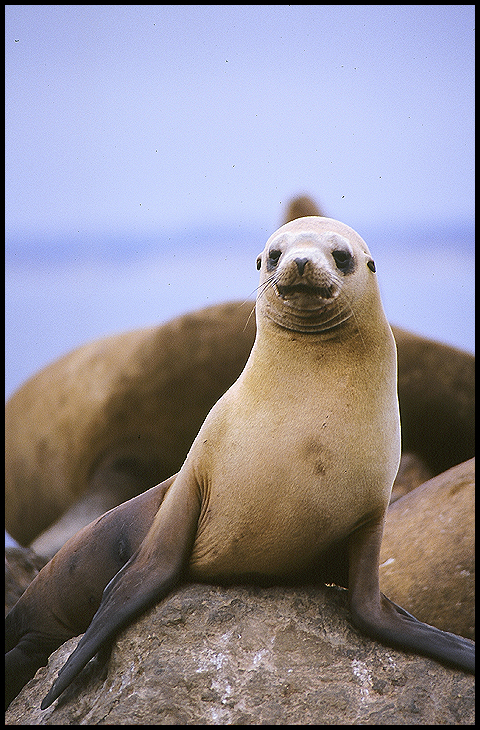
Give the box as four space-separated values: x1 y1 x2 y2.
181 217 400 580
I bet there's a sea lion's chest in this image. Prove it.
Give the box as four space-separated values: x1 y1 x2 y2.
187 373 396 581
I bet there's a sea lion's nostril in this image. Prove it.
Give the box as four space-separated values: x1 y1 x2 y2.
295 257 309 275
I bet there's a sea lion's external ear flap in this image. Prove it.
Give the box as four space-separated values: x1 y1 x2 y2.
367 260 376 273
256 256 262 270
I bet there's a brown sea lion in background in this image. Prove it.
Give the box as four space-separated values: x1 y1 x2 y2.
5 302 256 549
283 193 324 220
393 327 475 476
6 217 474 711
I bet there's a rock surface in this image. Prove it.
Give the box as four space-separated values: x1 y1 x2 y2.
6 583 474 725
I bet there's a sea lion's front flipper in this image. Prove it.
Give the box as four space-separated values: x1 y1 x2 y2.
41 472 201 710
5 476 175 709
347 515 475 674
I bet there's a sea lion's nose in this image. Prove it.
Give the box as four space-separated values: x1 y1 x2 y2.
294 257 309 275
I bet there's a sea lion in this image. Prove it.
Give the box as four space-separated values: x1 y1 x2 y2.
5 217 474 711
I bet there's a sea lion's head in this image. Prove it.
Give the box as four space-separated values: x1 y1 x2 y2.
255 216 378 334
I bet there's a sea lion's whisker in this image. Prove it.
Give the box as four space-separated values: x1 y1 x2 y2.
243 303 257 332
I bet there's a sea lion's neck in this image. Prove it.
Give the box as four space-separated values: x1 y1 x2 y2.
249 322 360 373
244 306 395 389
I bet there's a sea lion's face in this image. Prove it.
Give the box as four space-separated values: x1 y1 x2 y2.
256 216 377 334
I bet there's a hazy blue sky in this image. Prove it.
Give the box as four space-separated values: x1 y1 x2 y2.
5 5 475 239
4 6 475 401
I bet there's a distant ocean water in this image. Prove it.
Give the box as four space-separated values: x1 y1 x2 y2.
5 220 475 401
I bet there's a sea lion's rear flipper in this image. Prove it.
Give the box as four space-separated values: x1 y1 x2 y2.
41 472 201 709
347 516 475 674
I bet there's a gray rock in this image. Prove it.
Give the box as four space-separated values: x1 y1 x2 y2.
5 583 474 725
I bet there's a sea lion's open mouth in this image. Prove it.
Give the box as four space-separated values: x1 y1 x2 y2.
277 283 334 299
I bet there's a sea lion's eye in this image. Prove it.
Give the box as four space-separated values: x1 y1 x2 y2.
332 249 353 273
267 249 282 268
367 259 376 273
